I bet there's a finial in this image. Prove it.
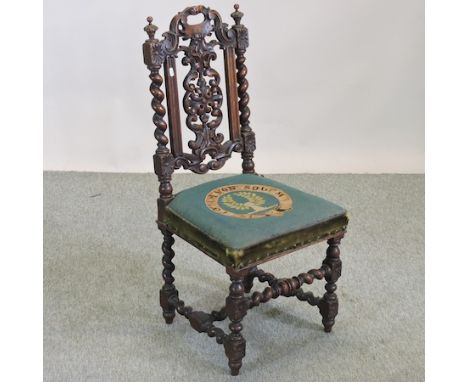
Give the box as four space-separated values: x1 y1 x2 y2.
231 4 243 25
144 16 158 40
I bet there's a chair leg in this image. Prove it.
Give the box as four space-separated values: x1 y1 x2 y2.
243 266 257 293
318 236 343 332
224 267 250 376
159 229 177 324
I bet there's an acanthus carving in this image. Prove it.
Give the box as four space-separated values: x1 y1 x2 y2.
169 5 235 46
236 28 249 50
144 6 243 174
173 35 241 173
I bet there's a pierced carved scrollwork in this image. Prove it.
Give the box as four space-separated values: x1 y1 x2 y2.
144 6 243 174
170 6 241 173
169 5 236 46
173 35 242 173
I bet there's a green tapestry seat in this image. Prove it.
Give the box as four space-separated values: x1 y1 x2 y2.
162 174 348 269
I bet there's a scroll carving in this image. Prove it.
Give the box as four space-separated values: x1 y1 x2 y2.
173 31 241 173
144 6 243 175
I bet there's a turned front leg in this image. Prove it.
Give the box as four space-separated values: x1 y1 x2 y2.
318 235 343 332
160 229 177 324
224 267 250 376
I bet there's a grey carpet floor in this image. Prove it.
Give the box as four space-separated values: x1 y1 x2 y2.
44 172 424 382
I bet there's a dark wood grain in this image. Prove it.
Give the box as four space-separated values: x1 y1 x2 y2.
164 56 183 156
224 46 241 141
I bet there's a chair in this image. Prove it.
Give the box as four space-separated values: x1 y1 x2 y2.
142 4 348 376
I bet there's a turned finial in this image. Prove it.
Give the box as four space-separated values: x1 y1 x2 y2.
144 16 158 40
231 4 243 25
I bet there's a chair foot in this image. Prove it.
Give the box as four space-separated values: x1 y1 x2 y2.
224 267 250 376
318 291 338 332
319 236 343 332
224 334 245 376
164 315 175 325
160 286 176 324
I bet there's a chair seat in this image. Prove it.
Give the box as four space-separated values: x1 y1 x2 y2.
161 174 348 269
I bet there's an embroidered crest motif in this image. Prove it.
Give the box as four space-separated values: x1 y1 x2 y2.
205 184 293 219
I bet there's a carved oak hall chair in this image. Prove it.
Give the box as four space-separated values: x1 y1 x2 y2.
142 5 348 376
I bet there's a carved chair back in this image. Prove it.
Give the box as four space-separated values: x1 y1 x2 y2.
143 5 256 216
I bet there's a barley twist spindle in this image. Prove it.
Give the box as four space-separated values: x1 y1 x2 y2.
144 16 173 201
232 5 255 174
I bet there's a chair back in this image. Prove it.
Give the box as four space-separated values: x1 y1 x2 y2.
143 5 255 207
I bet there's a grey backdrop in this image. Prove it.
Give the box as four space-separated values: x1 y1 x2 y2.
44 0 424 173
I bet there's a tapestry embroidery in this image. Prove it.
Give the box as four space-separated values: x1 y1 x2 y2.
205 184 293 219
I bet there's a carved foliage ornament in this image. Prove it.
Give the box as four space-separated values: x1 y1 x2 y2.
143 5 249 174
175 28 240 173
